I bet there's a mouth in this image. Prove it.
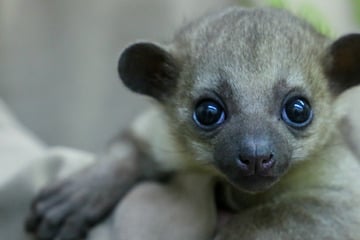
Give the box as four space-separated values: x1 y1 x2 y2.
229 175 279 193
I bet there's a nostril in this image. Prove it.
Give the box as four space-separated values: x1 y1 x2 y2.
262 153 273 164
240 159 250 165
236 157 250 169
262 158 270 164
259 153 275 170
236 157 252 172
236 156 256 176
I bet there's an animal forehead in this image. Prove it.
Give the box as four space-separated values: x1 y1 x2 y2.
190 66 301 109
176 7 326 102
175 7 324 62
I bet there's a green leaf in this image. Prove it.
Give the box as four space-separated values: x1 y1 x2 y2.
297 4 332 36
264 0 332 36
266 0 288 8
350 0 360 25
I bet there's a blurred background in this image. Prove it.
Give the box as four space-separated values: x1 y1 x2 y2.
0 0 359 152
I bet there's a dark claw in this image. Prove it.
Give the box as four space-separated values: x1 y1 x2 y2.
54 215 88 240
37 220 59 240
25 213 42 232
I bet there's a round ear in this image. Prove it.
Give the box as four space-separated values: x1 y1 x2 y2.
118 42 180 101
324 34 360 95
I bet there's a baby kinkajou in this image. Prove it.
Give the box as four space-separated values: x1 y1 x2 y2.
26 7 360 240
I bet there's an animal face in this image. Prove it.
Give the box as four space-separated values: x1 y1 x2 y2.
118 8 360 193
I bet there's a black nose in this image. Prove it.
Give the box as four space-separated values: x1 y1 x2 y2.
236 146 275 176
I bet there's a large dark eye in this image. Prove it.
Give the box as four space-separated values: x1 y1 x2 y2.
282 96 313 128
193 100 225 129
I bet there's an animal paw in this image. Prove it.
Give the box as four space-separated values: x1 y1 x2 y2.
25 168 130 240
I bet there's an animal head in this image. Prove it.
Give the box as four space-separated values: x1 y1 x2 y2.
118 7 360 193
